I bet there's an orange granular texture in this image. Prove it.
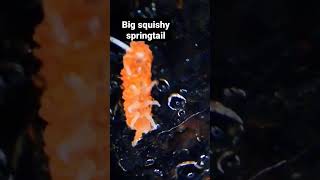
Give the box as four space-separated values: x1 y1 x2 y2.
34 0 108 179
121 41 154 146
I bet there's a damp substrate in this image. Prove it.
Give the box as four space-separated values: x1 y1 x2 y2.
110 0 210 179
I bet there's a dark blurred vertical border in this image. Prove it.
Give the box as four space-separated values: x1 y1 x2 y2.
106 0 110 179
213 0 320 179
106 0 111 179
210 0 214 180
107 0 110 179
0 0 50 179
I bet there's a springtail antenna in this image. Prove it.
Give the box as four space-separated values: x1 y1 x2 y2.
110 36 130 51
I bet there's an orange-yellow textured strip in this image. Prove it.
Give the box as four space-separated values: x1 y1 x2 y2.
34 0 109 179
120 41 157 146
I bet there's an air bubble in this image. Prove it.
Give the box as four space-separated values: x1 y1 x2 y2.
156 78 170 92
180 89 188 94
187 172 195 178
176 161 200 179
145 159 155 167
168 93 186 110
118 158 128 172
178 109 186 117
197 155 210 168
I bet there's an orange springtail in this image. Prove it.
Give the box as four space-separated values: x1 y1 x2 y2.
111 37 160 146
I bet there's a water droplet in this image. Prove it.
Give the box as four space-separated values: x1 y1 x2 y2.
181 148 190 154
118 158 128 172
168 93 186 110
197 155 210 168
176 161 200 179
196 136 202 142
187 172 195 178
110 80 119 90
154 169 163 177
156 78 170 92
145 159 155 167
180 89 188 94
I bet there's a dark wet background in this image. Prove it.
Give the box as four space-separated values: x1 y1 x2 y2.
1 0 109 179
110 0 210 179
0 0 49 179
213 0 320 179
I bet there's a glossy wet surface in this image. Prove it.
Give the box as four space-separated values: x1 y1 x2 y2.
213 0 320 179
110 0 210 179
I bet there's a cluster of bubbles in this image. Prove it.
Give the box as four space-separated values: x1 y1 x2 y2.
110 57 210 178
